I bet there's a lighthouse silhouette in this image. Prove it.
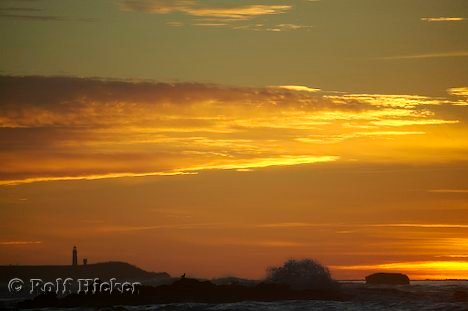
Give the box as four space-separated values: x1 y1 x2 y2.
72 246 78 266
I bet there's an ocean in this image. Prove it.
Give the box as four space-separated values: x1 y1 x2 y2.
1 281 467 310
121 281 468 310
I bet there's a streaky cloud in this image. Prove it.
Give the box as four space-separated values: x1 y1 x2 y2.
271 85 320 93
448 87 468 97
371 119 459 127
377 51 468 60
0 240 42 245
429 189 468 194
368 223 468 229
0 13 96 21
421 17 465 22
120 0 291 21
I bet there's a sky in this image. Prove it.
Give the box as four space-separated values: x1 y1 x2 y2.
0 0 467 280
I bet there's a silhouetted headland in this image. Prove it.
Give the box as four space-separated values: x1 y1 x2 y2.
11 258 346 308
5 258 468 309
0 261 170 284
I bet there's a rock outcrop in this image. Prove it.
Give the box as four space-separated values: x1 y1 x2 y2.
365 273 410 285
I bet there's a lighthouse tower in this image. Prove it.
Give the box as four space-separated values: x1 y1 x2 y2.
72 246 78 266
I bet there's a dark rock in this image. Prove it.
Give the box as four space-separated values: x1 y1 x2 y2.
365 273 410 285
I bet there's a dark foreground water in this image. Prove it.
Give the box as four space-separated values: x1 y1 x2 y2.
2 281 467 310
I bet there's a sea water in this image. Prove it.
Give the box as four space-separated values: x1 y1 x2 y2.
1 281 467 310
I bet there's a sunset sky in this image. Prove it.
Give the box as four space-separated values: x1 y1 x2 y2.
1 0 468 280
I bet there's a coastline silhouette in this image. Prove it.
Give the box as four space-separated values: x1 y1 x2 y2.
1 248 468 309
1 254 466 309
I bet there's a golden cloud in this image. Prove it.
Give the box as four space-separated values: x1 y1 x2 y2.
448 87 468 97
421 17 465 22
0 76 467 185
120 0 291 20
271 85 320 92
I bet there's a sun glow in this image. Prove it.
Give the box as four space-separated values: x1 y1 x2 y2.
332 261 468 280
